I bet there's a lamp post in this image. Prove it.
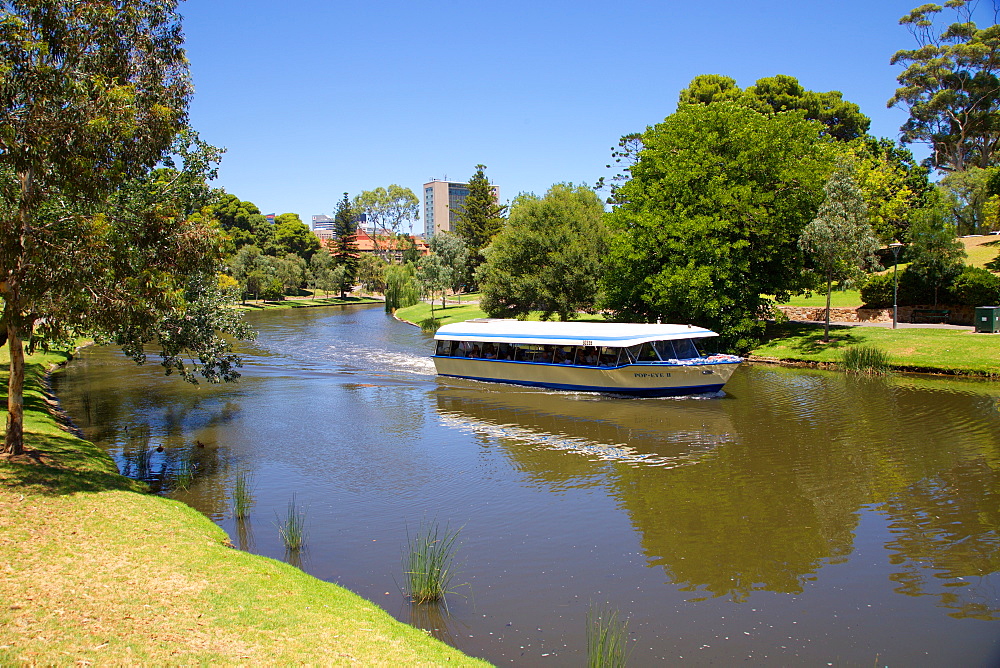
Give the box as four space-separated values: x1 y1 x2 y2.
890 242 904 329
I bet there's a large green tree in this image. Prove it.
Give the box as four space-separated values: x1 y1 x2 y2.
798 162 879 340
452 164 507 283
889 1 1000 172
271 212 320 260
479 184 606 321
208 193 272 252
601 102 834 351
906 202 967 305
678 74 871 141
0 0 252 455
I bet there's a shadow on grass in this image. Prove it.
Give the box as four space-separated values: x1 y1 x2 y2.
2 362 147 497
763 322 863 354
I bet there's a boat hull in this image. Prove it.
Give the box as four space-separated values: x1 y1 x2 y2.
432 357 740 397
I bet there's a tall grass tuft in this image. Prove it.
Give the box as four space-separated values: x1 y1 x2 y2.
231 468 255 520
403 520 462 606
419 317 442 334
587 604 631 668
174 454 194 491
842 345 892 375
277 494 307 551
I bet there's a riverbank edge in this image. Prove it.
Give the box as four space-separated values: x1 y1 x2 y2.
394 305 999 378
236 295 382 311
0 350 488 666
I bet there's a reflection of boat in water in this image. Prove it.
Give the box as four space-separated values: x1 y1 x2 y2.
433 320 743 397
433 381 737 468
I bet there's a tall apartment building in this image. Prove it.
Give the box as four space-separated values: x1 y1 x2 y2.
423 179 500 237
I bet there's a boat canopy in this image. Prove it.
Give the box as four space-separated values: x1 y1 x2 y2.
433 319 718 347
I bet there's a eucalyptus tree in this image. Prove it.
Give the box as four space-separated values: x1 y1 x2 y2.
429 231 468 295
417 252 451 309
798 162 880 341
0 0 253 455
353 185 419 259
889 0 1000 172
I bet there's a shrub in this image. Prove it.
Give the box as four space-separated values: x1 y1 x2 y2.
949 266 1000 306
860 273 893 307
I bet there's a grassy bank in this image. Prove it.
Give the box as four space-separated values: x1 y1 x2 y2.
0 348 487 666
752 322 1000 376
237 295 380 311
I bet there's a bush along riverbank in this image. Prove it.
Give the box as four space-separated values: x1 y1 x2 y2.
0 348 488 666
395 304 1000 378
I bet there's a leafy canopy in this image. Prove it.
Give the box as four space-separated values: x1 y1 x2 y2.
601 102 834 351
889 0 1000 172
480 183 606 321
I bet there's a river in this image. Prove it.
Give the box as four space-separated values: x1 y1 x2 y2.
52 304 1000 665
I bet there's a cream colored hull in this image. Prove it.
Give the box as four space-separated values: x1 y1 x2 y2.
432 357 740 397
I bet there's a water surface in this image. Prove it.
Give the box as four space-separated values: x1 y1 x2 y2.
54 305 1000 665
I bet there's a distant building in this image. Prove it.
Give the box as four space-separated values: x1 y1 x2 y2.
423 179 500 237
351 229 429 262
311 214 334 231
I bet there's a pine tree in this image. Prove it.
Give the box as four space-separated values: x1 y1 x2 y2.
452 164 507 285
332 192 359 292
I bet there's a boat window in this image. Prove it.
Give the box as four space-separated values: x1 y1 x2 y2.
598 346 621 367
496 343 514 360
552 346 575 365
577 346 600 366
481 342 498 359
652 340 675 360
672 338 701 359
435 340 455 356
626 343 658 363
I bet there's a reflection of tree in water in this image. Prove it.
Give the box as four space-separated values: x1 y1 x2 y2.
440 368 1000 603
884 459 1000 620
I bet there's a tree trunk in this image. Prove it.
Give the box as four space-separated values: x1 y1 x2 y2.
4 323 25 456
824 272 833 342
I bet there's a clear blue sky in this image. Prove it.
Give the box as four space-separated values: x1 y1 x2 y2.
178 0 989 228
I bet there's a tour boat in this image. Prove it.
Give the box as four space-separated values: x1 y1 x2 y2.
432 319 743 397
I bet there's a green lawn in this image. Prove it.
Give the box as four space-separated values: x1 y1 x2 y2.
776 289 863 308
0 346 488 666
752 322 1000 376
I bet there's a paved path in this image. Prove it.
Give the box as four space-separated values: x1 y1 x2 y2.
791 319 973 331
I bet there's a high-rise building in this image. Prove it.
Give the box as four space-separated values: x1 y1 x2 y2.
423 179 500 237
311 214 335 232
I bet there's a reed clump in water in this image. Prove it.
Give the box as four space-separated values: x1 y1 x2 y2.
174 454 195 491
403 520 462 605
419 317 442 334
277 494 307 551
231 468 255 519
841 345 891 375
586 604 631 668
